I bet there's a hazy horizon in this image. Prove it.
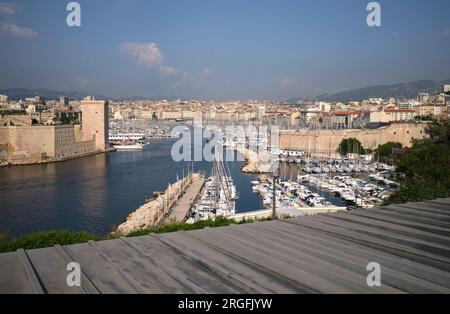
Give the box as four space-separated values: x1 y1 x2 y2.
1 0 450 100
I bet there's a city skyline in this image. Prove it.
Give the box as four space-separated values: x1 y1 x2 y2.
1 0 450 100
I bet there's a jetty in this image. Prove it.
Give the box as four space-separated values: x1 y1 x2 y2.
231 146 273 174
115 172 204 235
166 175 205 223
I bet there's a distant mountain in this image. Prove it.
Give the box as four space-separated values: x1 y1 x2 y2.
0 88 108 101
287 79 450 104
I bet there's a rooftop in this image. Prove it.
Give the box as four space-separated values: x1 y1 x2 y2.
0 198 449 294
384 109 417 113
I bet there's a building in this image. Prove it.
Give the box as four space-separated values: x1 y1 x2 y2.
256 106 266 120
0 94 8 102
398 100 420 111
80 97 109 151
0 97 109 164
59 97 69 107
384 109 417 121
444 84 450 94
418 104 445 117
300 109 320 126
25 96 45 104
418 93 429 103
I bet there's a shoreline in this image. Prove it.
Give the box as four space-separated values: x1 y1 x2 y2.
0 148 117 168
229 146 273 174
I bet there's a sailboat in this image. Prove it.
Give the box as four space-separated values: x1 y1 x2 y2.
191 153 238 220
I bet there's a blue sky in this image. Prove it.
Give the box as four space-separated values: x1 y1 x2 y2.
0 0 449 100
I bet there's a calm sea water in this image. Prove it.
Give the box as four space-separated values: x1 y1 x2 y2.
0 140 262 237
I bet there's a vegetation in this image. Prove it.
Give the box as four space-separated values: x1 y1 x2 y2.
0 216 273 253
375 142 403 162
338 138 369 156
125 216 272 237
384 119 450 205
415 115 434 122
0 231 102 253
58 115 79 125
0 110 26 115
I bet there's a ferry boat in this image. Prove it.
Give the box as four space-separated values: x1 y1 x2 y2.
114 143 145 151
109 133 149 151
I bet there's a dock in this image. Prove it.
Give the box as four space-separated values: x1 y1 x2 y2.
166 175 205 223
116 173 204 235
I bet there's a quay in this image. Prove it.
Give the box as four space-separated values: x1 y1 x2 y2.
115 173 204 235
165 175 205 223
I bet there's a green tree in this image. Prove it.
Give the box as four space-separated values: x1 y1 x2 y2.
338 138 365 156
426 118 450 146
385 119 450 205
375 142 403 162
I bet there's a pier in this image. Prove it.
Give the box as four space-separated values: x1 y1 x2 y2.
115 173 204 235
165 175 205 223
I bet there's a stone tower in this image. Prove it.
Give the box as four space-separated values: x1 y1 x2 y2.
80 97 109 151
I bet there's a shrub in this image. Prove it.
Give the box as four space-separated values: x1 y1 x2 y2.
0 231 102 253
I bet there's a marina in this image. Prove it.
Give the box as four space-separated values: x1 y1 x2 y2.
188 155 238 222
0 139 262 237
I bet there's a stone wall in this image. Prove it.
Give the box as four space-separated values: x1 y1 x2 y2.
0 124 97 163
0 125 56 160
54 125 96 159
279 123 428 154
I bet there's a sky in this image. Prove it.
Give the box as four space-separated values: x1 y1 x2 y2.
0 0 449 100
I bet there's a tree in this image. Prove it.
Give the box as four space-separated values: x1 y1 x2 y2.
338 138 365 156
384 119 450 205
426 118 450 146
152 112 158 120
375 142 403 162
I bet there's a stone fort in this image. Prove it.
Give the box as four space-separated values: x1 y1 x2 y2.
0 98 109 164
279 123 428 155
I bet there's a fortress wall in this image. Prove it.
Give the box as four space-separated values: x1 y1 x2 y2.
0 124 99 162
2 126 56 159
0 127 9 145
279 123 428 154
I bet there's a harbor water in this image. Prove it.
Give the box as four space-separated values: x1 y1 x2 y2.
0 139 262 237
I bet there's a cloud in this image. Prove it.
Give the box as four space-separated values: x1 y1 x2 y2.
121 42 164 67
160 65 178 74
121 42 181 75
0 3 19 15
201 68 212 76
280 78 298 88
0 21 37 39
441 29 450 37
0 3 37 39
